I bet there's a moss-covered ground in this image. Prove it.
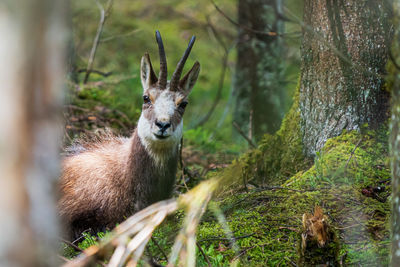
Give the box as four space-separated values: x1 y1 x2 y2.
61 127 393 263
63 95 392 266
61 1 394 265
111 126 384 266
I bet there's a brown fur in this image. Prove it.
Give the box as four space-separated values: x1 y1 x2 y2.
59 130 178 239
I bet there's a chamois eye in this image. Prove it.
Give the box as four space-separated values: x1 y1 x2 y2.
179 101 188 109
143 95 151 104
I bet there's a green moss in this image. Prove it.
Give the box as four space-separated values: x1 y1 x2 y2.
63 88 391 266
183 127 390 265
120 125 391 265
284 128 390 190
241 83 312 185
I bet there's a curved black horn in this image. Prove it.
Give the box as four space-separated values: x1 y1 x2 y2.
155 30 167 88
170 35 196 90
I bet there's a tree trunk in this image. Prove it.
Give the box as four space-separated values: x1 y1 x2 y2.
233 0 286 142
300 0 392 157
391 8 400 262
391 70 400 266
0 0 68 265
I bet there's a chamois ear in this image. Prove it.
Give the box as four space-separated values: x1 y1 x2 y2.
179 61 200 94
141 53 158 90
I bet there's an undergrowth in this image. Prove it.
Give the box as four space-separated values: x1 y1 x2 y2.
143 128 390 266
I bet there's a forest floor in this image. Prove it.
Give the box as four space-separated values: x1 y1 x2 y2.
145 129 391 266
62 87 391 266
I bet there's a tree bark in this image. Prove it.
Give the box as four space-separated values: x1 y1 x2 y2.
0 0 68 265
300 0 392 157
233 0 286 142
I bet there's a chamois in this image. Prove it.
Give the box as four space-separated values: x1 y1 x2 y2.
59 31 200 239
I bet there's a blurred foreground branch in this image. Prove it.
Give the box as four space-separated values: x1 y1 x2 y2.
63 179 219 267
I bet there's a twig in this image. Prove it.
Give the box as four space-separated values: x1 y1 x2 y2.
206 15 228 53
233 122 256 148
60 238 83 252
336 224 362 230
210 0 300 39
256 185 314 193
71 229 92 245
278 226 298 232
231 245 256 262
162 5 234 40
195 54 228 127
196 242 212 267
284 257 298 267
83 0 114 84
100 28 141 43
78 68 113 77
151 237 168 263
197 233 254 243
210 0 277 36
344 138 362 175
65 104 90 113
195 18 233 127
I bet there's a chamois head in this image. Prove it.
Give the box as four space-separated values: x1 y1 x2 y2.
137 31 200 152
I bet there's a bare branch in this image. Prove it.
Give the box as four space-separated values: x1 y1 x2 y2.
151 237 168 263
194 18 235 127
83 0 114 84
100 28 141 43
196 242 212 267
211 0 279 37
77 68 112 77
233 122 256 148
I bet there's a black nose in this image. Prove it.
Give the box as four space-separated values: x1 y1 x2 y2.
155 121 171 132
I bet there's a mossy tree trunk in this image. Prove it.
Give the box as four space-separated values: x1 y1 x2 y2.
233 0 286 143
0 0 68 265
299 0 392 157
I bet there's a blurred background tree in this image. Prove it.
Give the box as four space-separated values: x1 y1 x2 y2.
0 0 67 265
233 0 287 142
67 0 303 152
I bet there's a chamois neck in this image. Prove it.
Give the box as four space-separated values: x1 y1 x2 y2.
128 129 179 211
134 126 180 166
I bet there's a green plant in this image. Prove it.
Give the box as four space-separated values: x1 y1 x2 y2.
197 244 226 266
184 127 220 152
